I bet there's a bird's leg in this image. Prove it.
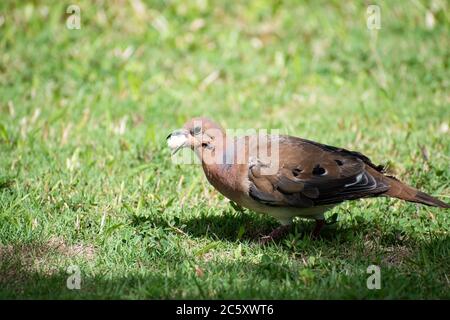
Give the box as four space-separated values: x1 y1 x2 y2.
260 224 292 244
312 219 325 239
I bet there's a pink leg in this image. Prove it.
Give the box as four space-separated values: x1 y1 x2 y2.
260 224 292 245
312 219 325 238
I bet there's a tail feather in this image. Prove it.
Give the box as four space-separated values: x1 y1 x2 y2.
413 190 450 208
384 176 449 209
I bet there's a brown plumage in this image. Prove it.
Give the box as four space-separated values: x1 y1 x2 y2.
167 117 449 242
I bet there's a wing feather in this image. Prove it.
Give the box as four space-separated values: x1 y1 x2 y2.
248 136 389 207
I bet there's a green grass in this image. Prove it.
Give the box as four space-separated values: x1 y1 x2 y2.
0 0 449 299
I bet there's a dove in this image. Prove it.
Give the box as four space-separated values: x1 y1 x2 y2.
167 117 449 243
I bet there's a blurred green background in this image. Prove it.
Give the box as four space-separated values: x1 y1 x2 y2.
0 0 449 299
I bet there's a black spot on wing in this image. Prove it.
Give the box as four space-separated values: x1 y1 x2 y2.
292 168 303 177
312 164 326 176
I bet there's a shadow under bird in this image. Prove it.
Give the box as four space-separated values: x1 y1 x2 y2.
167 117 449 243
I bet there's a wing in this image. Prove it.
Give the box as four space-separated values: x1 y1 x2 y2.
248 136 389 207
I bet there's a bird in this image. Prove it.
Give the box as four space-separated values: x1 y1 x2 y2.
167 117 449 243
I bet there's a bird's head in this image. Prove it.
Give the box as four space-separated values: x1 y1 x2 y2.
166 117 225 156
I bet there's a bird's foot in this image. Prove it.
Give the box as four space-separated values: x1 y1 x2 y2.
260 224 292 245
311 214 339 239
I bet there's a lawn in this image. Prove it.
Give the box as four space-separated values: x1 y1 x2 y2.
0 0 449 299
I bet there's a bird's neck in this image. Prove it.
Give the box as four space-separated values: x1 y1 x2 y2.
199 142 245 203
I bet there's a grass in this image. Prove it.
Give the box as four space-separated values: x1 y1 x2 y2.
0 0 449 299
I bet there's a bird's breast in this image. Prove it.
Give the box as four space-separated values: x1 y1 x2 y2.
202 163 249 204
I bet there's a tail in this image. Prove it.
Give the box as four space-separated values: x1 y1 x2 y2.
383 176 449 208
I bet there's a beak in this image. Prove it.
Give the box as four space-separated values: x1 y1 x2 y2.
166 129 189 155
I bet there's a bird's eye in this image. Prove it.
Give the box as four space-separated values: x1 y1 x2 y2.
191 126 202 135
